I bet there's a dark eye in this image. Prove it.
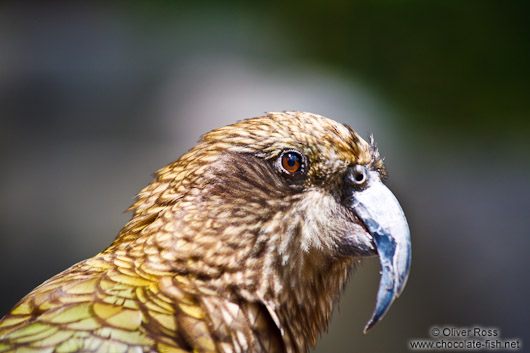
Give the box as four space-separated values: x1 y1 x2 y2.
279 151 304 176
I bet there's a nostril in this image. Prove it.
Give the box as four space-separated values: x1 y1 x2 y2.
349 165 368 187
354 172 365 183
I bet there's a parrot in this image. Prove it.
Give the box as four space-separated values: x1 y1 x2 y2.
0 111 411 353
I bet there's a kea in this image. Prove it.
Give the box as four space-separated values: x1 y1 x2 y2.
0 111 411 353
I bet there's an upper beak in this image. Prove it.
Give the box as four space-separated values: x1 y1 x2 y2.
347 169 411 333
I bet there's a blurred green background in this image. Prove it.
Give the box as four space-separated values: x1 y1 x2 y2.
1 1 528 352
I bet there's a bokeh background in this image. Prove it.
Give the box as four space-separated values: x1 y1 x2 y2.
1 1 529 352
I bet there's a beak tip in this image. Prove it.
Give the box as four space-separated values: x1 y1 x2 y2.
363 317 378 334
363 239 410 332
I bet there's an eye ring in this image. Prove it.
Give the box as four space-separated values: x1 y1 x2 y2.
278 150 305 177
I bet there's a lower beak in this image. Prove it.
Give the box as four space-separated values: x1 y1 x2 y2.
349 172 411 333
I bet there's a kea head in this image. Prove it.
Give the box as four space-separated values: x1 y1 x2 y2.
115 111 411 347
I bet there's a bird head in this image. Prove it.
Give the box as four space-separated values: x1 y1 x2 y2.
116 111 411 347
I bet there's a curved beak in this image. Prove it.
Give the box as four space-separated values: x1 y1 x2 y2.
348 171 411 333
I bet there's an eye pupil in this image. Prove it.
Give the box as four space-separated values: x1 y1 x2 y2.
280 151 303 175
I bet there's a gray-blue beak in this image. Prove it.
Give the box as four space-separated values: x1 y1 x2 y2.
349 170 411 333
